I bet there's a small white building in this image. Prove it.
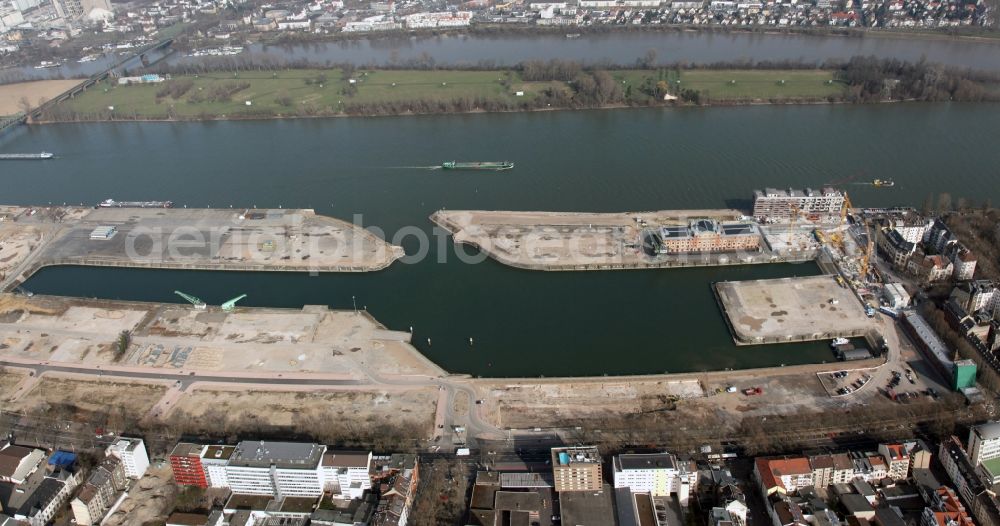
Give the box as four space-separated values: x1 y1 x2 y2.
321 450 373 500
107 437 150 479
201 445 236 488
882 282 910 310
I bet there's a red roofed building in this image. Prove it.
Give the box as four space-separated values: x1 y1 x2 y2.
755 457 813 497
920 487 975 526
169 443 208 488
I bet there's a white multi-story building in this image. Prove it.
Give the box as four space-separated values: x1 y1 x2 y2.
225 441 326 498
612 453 696 506
107 438 149 479
322 451 372 500
878 444 910 480
201 445 235 488
968 422 1000 467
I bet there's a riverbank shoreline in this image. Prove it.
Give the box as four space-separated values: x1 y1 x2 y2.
33 97 863 124
250 23 1000 51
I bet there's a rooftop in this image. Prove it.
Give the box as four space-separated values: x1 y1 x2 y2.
973 422 1000 442
171 443 205 458
615 453 678 472
501 472 553 488
165 512 210 526
560 484 616 526
229 441 324 470
201 445 236 461
552 446 601 466
321 450 371 469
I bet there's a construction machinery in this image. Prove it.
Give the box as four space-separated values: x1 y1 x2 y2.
787 204 801 245
174 290 206 310
221 294 247 312
174 290 246 311
841 191 852 225
860 222 875 283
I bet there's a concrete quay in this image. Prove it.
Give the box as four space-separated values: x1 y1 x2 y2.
432 209 815 271
0 205 404 290
714 275 876 346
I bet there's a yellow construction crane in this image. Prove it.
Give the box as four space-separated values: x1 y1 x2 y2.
787 204 800 245
841 191 852 225
860 222 875 282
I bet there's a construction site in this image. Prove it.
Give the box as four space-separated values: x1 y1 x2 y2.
0 204 405 292
431 208 822 271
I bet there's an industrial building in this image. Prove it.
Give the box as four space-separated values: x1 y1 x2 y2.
900 311 977 391
551 446 603 492
649 220 761 254
752 187 845 222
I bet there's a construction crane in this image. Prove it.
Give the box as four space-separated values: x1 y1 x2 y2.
787 204 800 245
174 290 206 310
860 223 875 283
841 191 852 225
221 294 247 312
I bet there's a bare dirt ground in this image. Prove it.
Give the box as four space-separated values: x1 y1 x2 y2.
165 386 438 438
0 226 44 279
0 368 25 393
0 80 80 114
2 377 167 421
103 464 176 526
480 359 902 431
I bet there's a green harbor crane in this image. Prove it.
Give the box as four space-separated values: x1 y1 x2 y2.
221 294 247 312
174 290 206 309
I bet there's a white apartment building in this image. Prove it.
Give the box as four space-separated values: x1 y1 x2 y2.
322 451 373 500
613 453 696 506
107 438 149 479
878 444 911 480
225 441 326 497
968 422 1000 467
201 445 236 488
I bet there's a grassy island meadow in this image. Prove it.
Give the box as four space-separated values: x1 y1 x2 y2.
46 67 844 120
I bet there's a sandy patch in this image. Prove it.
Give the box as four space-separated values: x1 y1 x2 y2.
0 79 81 114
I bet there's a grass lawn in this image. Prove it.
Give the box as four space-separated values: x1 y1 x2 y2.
612 69 843 101
53 67 848 119
59 68 543 118
680 70 845 100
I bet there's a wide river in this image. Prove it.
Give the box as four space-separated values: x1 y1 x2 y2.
8 30 1000 81
4 104 1000 376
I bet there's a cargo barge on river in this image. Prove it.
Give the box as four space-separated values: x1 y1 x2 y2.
442 161 514 171
0 152 54 160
